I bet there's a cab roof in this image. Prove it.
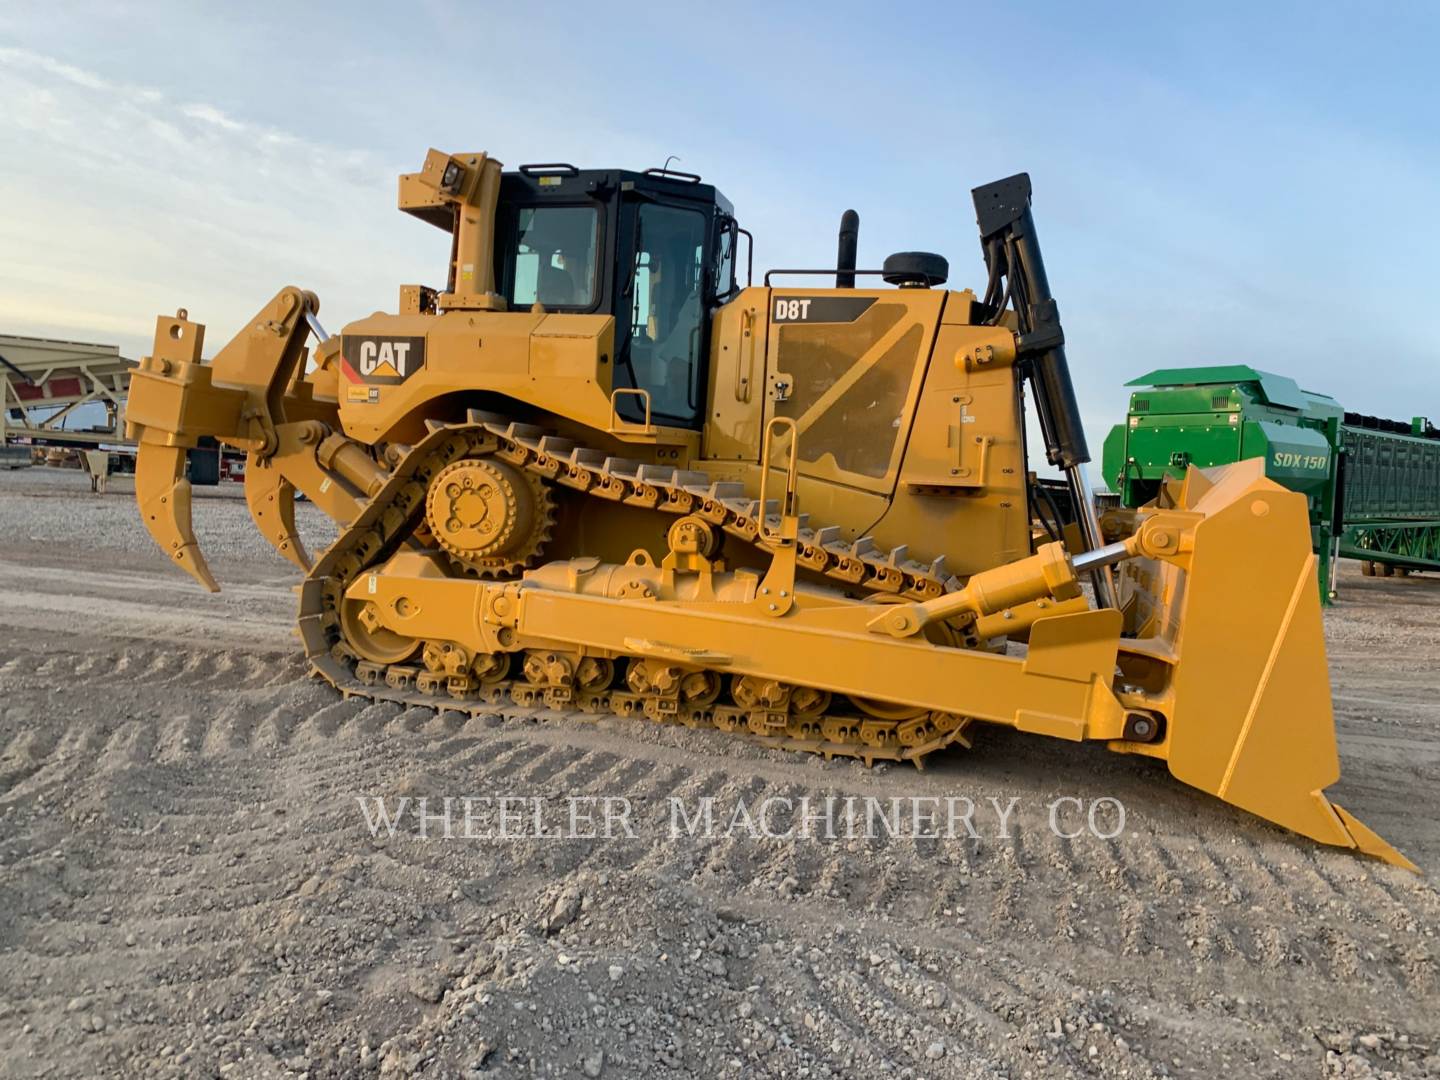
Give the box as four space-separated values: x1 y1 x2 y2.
504 164 733 216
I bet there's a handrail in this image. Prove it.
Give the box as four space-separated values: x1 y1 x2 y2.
643 166 703 183
608 387 655 436
762 268 895 287
735 307 757 403
758 416 800 544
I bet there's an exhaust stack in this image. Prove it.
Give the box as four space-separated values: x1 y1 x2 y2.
836 209 859 288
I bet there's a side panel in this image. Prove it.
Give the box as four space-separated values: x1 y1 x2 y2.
866 315 1033 574
1342 425 1440 522
1101 423 1129 497
333 310 634 446
1121 412 1243 479
701 287 1029 564
1240 420 1332 498
761 288 946 496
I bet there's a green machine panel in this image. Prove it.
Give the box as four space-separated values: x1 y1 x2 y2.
1103 365 1340 508
1241 420 1332 497
1105 365 1439 601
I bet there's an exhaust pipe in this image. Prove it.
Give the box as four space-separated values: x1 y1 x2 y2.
836 209 859 289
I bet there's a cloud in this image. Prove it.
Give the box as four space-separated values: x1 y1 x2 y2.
2 10 1435 481
179 102 244 132
0 47 432 358
0 46 112 92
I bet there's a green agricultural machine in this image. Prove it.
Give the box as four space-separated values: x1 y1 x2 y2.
1103 365 1440 601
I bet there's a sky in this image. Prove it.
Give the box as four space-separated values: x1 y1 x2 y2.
2 1 1437 477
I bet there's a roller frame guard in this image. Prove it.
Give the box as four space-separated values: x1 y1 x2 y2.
122 147 1414 872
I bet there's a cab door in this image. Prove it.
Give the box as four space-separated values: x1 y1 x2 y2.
701 287 770 462
614 198 713 428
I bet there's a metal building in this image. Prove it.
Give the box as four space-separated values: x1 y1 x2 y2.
1 334 133 446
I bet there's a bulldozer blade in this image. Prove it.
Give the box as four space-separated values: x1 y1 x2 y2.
1332 805 1418 872
244 453 310 572
134 442 220 593
1126 460 1416 871
1185 548 1417 871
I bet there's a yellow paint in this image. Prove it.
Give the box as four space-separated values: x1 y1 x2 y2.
118 147 1414 871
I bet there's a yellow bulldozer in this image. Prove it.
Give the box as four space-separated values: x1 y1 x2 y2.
124 150 1412 869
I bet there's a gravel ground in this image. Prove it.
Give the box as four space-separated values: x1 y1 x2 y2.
1 465 1437 1079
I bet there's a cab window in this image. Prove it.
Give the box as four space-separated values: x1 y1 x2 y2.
625 203 707 424
502 206 599 309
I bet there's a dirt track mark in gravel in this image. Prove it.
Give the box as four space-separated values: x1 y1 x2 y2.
3 642 1438 1076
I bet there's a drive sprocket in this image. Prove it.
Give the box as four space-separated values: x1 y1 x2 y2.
424 456 553 577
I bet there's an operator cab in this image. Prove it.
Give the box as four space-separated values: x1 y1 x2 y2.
493 164 738 429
